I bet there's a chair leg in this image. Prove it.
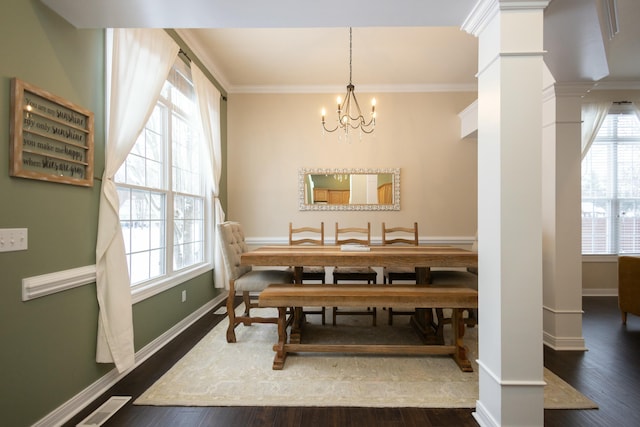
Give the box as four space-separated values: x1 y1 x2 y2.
622 311 628 325
465 308 478 327
226 290 237 343
242 291 251 320
321 277 326 325
332 277 338 326
387 277 393 325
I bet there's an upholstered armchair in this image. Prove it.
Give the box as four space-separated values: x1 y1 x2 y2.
618 256 640 325
217 221 294 342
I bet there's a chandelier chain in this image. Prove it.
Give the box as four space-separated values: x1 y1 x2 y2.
349 27 353 85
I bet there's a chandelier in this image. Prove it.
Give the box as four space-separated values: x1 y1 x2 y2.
321 28 376 138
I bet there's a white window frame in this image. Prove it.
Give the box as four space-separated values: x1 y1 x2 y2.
581 105 640 256
110 55 213 303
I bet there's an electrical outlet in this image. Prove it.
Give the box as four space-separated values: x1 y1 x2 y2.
0 228 28 252
181 290 187 303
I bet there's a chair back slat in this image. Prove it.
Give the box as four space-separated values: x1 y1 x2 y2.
289 222 324 246
382 222 419 246
335 222 371 246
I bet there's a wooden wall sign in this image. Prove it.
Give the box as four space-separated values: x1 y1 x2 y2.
9 78 94 187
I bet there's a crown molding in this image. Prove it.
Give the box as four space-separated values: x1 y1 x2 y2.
227 83 478 94
176 29 231 91
591 80 640 91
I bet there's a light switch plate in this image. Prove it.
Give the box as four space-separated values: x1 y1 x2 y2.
0 228 28 252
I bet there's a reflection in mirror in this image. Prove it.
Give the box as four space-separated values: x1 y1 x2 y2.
299 168 400 211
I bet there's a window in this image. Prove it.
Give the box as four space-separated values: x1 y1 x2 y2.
115 59 211 291
582 109 640 254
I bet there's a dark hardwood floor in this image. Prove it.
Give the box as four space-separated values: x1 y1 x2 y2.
64 297 640 426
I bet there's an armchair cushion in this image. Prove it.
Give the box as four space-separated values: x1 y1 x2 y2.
235 269 294 292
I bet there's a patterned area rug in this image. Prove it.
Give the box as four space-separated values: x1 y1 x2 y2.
135 308 597 409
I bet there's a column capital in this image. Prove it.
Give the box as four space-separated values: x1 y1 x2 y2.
462 0 550 36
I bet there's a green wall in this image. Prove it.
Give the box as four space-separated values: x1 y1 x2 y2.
0 1 223 426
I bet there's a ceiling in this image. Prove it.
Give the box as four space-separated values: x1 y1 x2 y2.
40 0 640 93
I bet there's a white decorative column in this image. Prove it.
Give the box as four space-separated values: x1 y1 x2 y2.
541 81 590 350
463 1 549 426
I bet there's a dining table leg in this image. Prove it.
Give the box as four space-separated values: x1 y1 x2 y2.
411 266 442 344
290 266 304 344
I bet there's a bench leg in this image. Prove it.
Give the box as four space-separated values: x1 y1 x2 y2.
451 308 473 372
290 307 304 344
272 306 289 370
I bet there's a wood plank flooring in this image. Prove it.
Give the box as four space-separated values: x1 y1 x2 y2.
63 297 640 426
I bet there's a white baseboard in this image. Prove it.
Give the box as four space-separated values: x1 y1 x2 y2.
473 399 499 427
543 331 587 351
583 289 618 297
33 293 227 427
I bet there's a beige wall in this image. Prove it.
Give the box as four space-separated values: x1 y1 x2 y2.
227 91 478 242
582 258 619 295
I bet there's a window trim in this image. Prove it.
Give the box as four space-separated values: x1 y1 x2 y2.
132 260 212 303
112 57 213 301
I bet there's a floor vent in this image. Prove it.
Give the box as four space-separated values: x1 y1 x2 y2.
76 396 131 426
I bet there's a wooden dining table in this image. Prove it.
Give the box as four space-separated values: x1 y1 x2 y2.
241 244 478 285
241 244 478 343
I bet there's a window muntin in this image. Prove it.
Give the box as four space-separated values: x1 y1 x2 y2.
115 59 209 288
582 111 640 254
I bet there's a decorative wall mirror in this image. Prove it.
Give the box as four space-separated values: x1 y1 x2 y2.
299 168 400 211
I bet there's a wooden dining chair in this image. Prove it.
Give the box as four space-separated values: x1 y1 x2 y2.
382 222 419 325
218 221 294 343
289 222 326 282
332 222 378 326
289 222 326 324
382 222 419 283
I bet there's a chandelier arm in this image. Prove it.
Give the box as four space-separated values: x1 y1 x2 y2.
322 122 340 133
341 88 353 123
359 126 375 134
348 91 366 122
347 119 374 130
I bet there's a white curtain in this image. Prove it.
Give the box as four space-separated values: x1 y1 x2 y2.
581 102 612 160
191 65 227 289
95 29 178 372
633 102 640 123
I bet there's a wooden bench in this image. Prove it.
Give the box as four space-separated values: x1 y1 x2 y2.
258 284 478 372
